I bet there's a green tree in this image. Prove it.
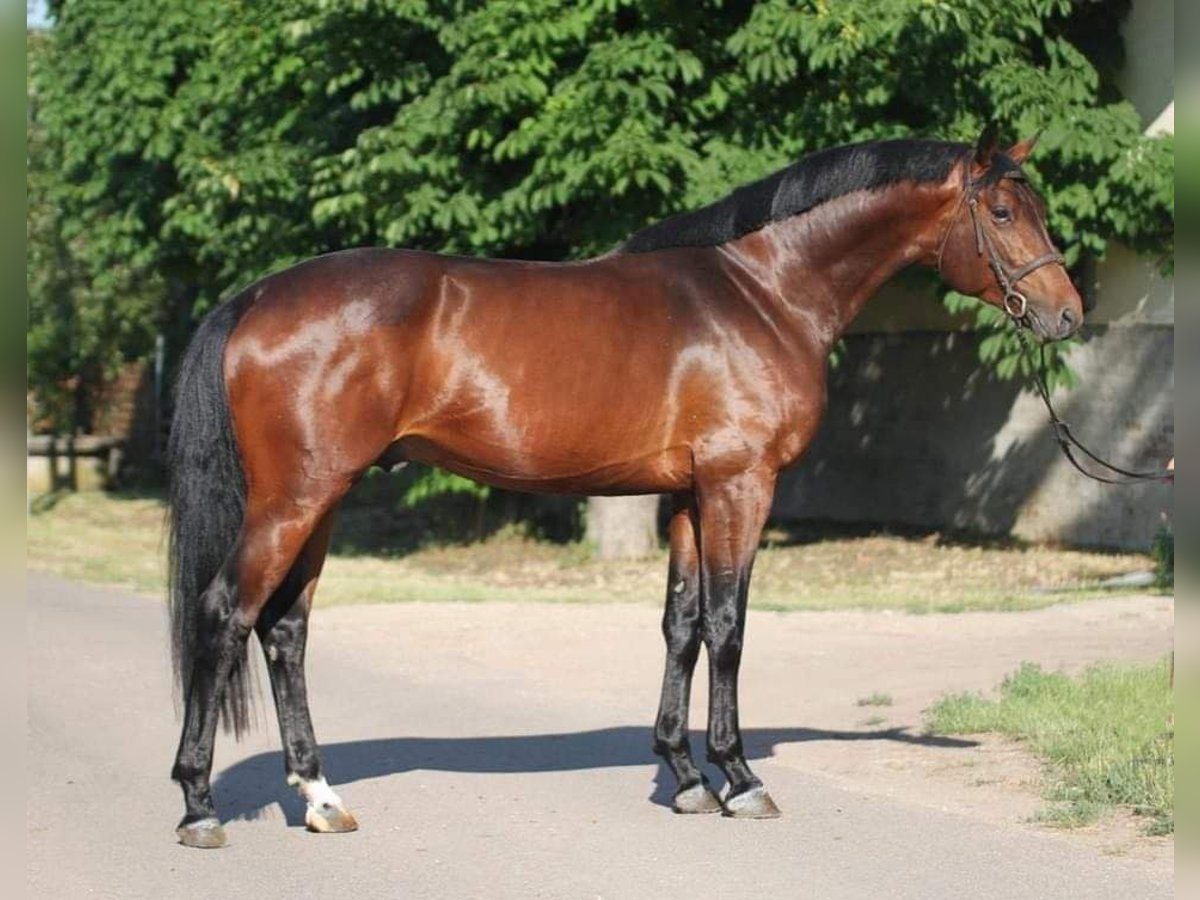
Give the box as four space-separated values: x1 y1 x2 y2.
29 0 1172 425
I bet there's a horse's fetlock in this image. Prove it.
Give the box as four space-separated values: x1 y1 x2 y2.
706 739 744 766
286 741 321 781
172 760 206 784
654 714 682 746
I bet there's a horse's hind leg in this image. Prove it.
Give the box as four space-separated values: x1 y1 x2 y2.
173 490 344 848
255 511 357 834
653 494 721 813
171 552 251 848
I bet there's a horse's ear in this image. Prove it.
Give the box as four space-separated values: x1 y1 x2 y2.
973 122 1000 168
1006 133 1040 165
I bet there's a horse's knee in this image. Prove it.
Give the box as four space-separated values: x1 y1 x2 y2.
704 626 743 672
663 626 701 665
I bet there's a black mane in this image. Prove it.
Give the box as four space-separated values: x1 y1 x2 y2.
622 139 968 253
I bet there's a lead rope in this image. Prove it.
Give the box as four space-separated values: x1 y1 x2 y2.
1013 324 1173 485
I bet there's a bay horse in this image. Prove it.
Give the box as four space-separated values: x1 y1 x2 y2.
168 126 1082 847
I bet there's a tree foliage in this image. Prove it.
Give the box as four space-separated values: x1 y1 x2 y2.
29 0 1173 432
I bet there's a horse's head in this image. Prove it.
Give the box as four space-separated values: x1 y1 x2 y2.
936 125 1083 341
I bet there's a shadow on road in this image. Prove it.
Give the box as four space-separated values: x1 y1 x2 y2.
212 725 977 826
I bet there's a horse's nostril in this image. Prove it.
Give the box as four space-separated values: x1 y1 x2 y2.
1060 307 1078 334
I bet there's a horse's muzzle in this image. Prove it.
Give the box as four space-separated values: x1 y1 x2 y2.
1028 301 1080 341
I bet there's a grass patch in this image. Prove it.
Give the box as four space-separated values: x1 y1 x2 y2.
27 491 1160 613
26 491 167 595
856 691 894 707
927 660 1174 834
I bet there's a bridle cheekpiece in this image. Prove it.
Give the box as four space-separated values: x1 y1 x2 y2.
935 151 1172 485
936 158 1065 324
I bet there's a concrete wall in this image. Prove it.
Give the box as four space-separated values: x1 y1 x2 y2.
774 235 1174 550
773 325 1173 549
1115 0 1174 136
773 250 1174 551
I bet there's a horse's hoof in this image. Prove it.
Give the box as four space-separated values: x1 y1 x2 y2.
722 785 782 819
672 783 723 814
291 776 359 834
176 817 228 849
306 802 359 834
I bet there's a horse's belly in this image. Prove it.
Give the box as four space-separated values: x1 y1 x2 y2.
394 432 693 495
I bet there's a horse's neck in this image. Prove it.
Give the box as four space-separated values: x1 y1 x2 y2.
722 178 957 349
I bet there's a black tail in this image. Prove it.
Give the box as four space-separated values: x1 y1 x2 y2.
167 293 255 737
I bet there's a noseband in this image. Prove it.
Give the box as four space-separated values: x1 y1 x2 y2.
936 167 1065 321
935 160 1171 486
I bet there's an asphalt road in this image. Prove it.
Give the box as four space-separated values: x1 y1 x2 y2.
27 574 1172 899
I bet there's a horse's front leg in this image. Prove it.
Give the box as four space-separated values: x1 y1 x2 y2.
653 493 722 813
696 467 781 818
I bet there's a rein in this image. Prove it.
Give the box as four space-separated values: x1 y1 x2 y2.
939 162 1173 487
1014 325 1174 485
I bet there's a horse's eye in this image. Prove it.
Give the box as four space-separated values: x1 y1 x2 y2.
992 206 1012 223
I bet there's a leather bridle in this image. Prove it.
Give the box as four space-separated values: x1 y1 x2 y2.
936 156 1172 486
936 162 1065 321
